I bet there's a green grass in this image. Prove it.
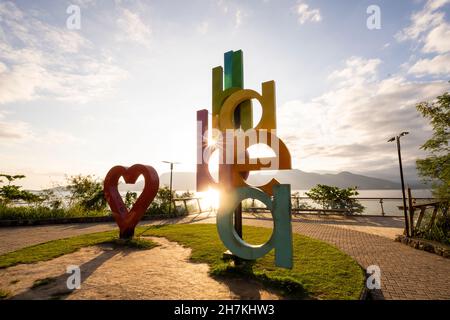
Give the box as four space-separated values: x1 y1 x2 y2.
0 231 156 269
138 224 365 300
0 288 10 299
0 224 365 300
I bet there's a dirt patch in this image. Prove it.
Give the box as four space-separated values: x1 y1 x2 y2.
0 237 281 300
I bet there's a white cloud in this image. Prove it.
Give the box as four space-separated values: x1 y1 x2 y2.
395 0 450 78
0 1 127 105
423 23 450 53
295 1 322 25
395 0 449 42
116 8 152 48
234 9 247 29
279 57 450 174
217 0 229 14
197 21 209 35
408 54 450 76
0 111 31 140
328 57 381 86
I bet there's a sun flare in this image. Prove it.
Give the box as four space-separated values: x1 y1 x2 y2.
200 188 220 210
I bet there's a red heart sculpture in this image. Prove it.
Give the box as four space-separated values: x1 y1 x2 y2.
104 164 159 239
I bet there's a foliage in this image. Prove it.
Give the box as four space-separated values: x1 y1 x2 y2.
415 90 450 202
0 174 41 205
418 209 450 246
0 224 365 300
124 191 137 209
178 190 194 198
415 89 450 244
0 203 108 221
66 175 106 211
305 184 364 214
147 186 182 215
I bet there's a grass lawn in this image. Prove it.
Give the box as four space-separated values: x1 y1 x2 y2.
0 224 365 300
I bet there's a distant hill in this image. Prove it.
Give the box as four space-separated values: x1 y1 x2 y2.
153 169 424 191
45 169 423 192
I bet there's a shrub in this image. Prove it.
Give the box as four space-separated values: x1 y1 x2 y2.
305 184 364 214
66 175 106 211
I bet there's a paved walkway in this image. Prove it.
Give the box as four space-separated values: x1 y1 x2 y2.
0 212 449 300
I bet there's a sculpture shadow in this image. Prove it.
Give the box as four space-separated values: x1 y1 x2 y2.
212 259 311 300
10 246 120 300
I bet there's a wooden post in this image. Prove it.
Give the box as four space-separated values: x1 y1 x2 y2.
415 206 426 232
183 199 188 214
407 187 415 237
429 205 439 230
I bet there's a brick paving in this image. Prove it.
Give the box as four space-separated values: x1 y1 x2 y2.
0 212 449 300
244 217 450 300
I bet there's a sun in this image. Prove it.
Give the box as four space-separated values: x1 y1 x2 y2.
200 188 220 210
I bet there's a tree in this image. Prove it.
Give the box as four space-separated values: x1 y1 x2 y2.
66 175 106 211
305 184 364 214
416 90 450 202
0 174 40 205
147 186 177 215
125 191 137 209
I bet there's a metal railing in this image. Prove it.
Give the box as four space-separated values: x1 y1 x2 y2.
8 196 438 217
246 196 436 216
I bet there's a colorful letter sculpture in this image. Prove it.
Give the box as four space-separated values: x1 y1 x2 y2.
104 164 159 239
217 185 293 268
197 50 294 269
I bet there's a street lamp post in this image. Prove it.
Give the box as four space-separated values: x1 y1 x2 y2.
388 132 410 237
162 161 179 215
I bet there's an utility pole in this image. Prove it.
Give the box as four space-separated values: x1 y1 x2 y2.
162 161 179 215
388 132 410 237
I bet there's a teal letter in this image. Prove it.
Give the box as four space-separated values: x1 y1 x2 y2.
216 185 293 268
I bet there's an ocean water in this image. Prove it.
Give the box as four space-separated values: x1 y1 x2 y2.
289 189 433 216
31 189 433 217
292 189 433 198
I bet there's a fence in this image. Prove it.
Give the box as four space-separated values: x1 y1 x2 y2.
9 196 438 217
245 196 436 216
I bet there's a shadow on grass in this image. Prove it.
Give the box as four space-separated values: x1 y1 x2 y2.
211 259 311 300
9 239 157 300
11 248 119 300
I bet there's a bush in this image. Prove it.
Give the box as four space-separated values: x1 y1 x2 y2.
145 187 190 216
66 175 106 211
305 184 364 214
418 207 450 245
0 203 108 221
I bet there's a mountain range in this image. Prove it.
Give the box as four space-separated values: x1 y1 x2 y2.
117 169 426 191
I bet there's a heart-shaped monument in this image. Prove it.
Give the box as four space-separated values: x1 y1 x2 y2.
104 164 159 239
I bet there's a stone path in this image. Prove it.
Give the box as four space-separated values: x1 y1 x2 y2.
0 212 449 300
245 217 450 300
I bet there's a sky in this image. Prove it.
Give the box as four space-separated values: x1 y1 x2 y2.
0 0 449 190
